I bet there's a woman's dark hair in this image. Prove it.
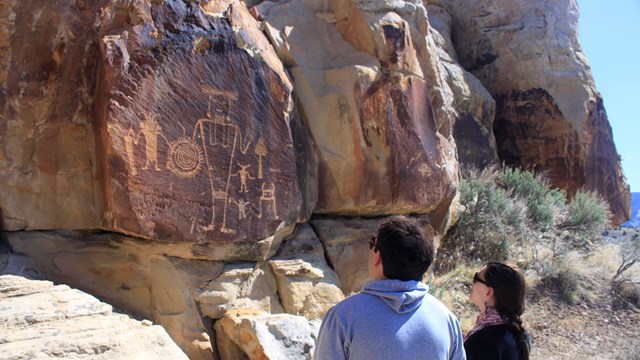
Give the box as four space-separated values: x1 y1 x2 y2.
375 216 434 281
484 261 529 360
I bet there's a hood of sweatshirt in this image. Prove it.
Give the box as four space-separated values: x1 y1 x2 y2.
361 279 428 314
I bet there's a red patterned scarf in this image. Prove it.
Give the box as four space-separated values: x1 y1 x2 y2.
464 306 509 342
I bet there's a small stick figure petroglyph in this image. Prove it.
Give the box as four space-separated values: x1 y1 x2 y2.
229 198 251 220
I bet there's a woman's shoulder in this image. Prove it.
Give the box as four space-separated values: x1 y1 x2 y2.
465 324 524 360
466 324 518 344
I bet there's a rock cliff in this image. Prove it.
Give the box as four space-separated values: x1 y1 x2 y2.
0 0 630 358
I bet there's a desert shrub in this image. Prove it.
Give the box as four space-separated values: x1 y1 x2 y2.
538 261 580 304
438 167 614 285
612 280 640 309
438 168 560 270
496 168 561 229
436 174 525 271
558 190 610 240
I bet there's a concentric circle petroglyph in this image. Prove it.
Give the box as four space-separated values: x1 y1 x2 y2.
167 137 203 178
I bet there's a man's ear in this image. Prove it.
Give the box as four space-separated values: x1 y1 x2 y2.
373 250 383 266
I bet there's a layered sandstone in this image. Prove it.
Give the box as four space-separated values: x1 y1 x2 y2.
0 274 188 359
254 0 459 227
431 0 630 223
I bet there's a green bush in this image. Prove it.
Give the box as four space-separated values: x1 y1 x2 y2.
559 190 610 240
436 174 524 271
496 168 561 229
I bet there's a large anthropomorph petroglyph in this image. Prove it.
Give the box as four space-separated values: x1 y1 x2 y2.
96 11 302 244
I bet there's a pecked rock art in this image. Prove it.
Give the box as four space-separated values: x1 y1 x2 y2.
95 2 302 243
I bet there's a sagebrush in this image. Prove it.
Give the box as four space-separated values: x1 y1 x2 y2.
437 167 612 303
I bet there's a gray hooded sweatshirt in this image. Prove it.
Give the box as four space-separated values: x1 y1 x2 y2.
314 279 466 360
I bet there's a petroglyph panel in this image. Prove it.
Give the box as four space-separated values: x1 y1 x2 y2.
96 5 301 243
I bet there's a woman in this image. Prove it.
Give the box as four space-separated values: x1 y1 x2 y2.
464 262 529 360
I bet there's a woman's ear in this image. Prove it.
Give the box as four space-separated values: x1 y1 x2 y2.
486 287 494 298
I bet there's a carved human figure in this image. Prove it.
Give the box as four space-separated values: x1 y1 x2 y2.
229 198 251 219
233 163 255 193
139 112 163 171
124 127 138 175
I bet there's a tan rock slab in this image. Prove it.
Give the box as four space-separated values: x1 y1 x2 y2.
214 310 319 360
0 275 188 359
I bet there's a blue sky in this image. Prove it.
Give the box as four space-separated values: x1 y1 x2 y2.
577 0 640 193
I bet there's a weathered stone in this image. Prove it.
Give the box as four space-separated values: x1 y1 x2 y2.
96 0 305 242
426 5 499 176
310 217 376 295
0 274 188 359
269 224 344 319
0 0 105 231
256 0 459 222
197 262 285 319
7 231 222 360
214 310 319 360
433 0 630 223
330 0 457 144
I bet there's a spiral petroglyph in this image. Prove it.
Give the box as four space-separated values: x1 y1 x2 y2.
167 137 204 178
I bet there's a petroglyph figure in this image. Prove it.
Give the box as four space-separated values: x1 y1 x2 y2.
418 163 430 176
124 86 273 236
124 127 138 175
229 198 251 219
256 182 278 219
232 163 255 193
167 137 203 178
255 137 267 179
139 112 163 171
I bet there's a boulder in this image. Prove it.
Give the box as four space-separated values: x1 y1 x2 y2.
197 262 285 320
269 224 344 319
214 310 319 360
0 274 188 359
96 0 307 243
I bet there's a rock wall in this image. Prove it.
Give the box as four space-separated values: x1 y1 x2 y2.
0 0 631 358
431 0 630 223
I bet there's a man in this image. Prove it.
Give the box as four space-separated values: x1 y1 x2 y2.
314 216 466 360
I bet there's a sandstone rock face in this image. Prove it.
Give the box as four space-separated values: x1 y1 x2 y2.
255 0 459 222
425 5 499 176
214 310 319 360
96 0 307 243
434 0 630 223
269 224 344 319
7 231 219 360
197 262 285 319
310 217 376 295
0 0 103 231
0 274 188 359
